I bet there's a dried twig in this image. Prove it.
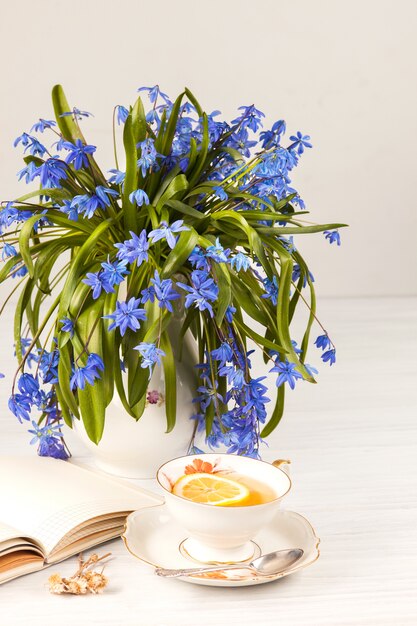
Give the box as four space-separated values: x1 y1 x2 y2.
48 552 111 595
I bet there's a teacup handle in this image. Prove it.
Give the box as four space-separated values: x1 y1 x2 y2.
272 459 291 475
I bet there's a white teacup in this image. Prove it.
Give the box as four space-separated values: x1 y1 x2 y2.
157 453 291 564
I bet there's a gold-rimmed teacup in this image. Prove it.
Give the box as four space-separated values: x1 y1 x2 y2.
157 453 291 564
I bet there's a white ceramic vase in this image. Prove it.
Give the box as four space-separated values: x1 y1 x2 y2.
73 320 198 479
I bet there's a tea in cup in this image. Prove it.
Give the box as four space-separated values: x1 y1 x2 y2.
157 453 291 563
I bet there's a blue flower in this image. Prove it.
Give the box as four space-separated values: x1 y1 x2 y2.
148 220 189 249
194 380 223 411
28 420 62 445
292 264 315 287
38 347 59 383
30 119 56 133
205 238 230 263
304 362 319 377
116 105 129 125
141 270 180 312
218 365 246 389
38 158 67 188
108 169 125 185
8 394 32 422
17 161 39 184
230 252 250 272
11 263 28 278
63 139 96 170
225 305 236 323
83 269 117 299
14 132 31 148
15 338 38 369
60 108 93 119
100 258 129 289
212 186 228 201
104 298 147 336
134 342 166 376
259 120 286 148
262 276 279 305
38 437 69 460
188 246 209 270
137 139 158 176
114 230 149 265
52 136 67 151
231 105 265 132
60 317 74 336
241 376 270 417
59 199 79 221
14 134 47 157
288 131 312 155
270 360 303 389
17 373 39 395
321 348 336 366
315 333 331 350
227 128 257 157
211 342 234 365
71 186 119 219
70 353 104 391
137 85 171 105
28 138 48 157
278 235 296 253
129 188 150 207
2 243 17 260
324 230 341 246
177 270 219 317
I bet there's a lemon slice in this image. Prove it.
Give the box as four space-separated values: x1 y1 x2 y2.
172 472 250 506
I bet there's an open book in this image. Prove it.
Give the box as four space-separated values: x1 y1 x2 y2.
0 456 162 584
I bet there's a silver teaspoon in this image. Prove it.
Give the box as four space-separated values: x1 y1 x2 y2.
155 548 303 578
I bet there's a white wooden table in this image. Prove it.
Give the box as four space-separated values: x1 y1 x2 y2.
1 298 416 625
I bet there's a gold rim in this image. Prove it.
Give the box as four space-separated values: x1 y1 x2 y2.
121 505 321 582
155 453 292 509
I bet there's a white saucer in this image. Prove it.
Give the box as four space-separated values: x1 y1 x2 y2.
122 504 320 587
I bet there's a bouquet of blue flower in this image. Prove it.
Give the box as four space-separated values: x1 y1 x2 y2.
0 84 345 460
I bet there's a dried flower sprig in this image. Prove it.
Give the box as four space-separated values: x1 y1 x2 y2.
48 551 111 595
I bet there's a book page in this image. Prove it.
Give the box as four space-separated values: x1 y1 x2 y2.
0 456 163 556
0 521 25 545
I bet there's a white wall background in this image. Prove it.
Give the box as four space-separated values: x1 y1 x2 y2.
0 0 416 298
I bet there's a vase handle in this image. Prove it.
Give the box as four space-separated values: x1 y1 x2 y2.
272 459 291 475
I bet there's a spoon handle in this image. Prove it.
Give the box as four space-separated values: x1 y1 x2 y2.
155 563 248 578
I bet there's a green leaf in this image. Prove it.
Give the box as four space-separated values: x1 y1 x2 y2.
75 300 106 443
156 174 189 214
234 319 287 356
160 91 185 156
161 228 198 278
261 386 285 437
18 214 45 278
131 95 147 144
188 113 209 186
52 84 85 142
122 115 138 235
55 384 73 428
213 262 231 325
184 88 203 117
160 331 177 432
57 341 80 418
257 222 348 236
14 279 35 361
166 199 205 222
269 240 315 382
111 334 140 419
58 219 114 318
